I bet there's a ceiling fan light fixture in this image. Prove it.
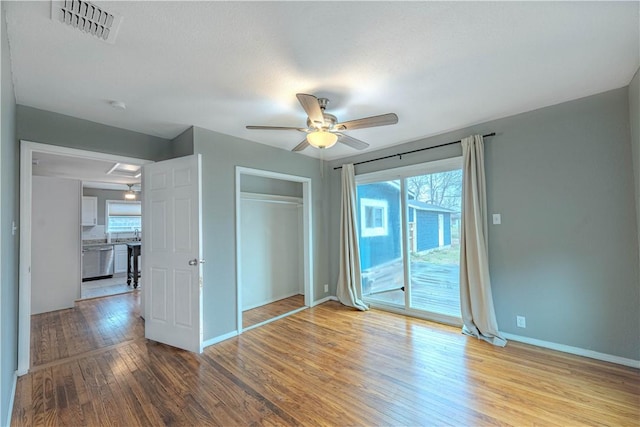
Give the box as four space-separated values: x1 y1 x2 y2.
307 130 338 149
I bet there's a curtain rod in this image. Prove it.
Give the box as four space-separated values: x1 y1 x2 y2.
333 132 496 170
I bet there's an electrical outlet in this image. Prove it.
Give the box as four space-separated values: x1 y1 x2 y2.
324 284 329 293
492 214 502 225
516 315 526 328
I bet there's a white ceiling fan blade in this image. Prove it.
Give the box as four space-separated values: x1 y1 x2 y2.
292 139 310 152
336 113 398 130
337 134 369 150
246 125 306 131
296 93 325 127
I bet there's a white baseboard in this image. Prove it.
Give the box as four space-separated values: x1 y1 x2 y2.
312 295 338 306
5 370 17 427
202 330 238 349
502 332 640 369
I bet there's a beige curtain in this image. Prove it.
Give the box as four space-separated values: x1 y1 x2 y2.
336 164 369 311
460 135 506 347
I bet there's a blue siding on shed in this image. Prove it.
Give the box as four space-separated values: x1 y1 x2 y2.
357 183 401 270
416 211 439 251
415 211 452 251
443 215 451 245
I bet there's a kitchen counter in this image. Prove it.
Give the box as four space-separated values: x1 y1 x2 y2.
82 240 141 248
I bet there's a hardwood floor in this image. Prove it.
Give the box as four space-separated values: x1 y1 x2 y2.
30 291 143 368
14 293 640 426
242 294 305 329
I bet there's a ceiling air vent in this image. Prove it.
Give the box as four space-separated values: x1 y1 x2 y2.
51 0 123 44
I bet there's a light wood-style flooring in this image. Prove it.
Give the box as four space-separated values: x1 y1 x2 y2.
30 291 142 368
81 275 138 300
13 292 640 426
242 294 305 329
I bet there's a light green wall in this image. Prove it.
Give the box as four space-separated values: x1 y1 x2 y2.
171 126 195 158
192 127 327 340
240 175 303 198
629 68 640 272
328 87 639 361
16 105 174 161
1 3 18 424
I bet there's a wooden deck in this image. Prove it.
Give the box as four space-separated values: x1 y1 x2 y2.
13 293 640 426
363 260 461 316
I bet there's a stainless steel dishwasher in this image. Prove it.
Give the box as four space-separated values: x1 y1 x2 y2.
82 245 114 281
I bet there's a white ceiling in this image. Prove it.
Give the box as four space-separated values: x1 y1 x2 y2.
32 151 141 190
5 1 639 160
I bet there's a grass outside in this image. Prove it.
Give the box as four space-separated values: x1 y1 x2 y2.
411 244 460 265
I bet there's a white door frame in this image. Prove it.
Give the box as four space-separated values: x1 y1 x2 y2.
18 140 152 375
235 167 313 333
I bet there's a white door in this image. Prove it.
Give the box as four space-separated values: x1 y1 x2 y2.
32 176 81 314
142 154 203 353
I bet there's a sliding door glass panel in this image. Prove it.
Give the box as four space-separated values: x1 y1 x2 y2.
407 170 462 317
357 180 404 307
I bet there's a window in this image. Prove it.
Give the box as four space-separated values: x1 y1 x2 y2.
360 198 388 237
106 200 141 233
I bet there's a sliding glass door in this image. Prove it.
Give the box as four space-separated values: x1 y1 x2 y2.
358 180 404 308
406 169 461 317
356 158 463 322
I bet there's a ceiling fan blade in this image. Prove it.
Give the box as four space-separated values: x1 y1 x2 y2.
336 113 398 131
246 125 306 131
292 139 310 152
337 134 370 150
296 93 325 127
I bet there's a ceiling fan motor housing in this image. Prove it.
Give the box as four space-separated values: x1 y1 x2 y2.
307 113 337 131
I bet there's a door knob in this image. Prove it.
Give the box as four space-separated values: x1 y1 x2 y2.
188 259 205 266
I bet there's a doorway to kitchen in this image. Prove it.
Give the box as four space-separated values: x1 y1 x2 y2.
18 141 152 374
80 191 143 300
356 157 463 325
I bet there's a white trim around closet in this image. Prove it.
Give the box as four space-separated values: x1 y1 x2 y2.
234 167 313 335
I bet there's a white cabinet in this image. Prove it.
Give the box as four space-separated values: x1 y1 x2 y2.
81 196 98 226
114 244 128 274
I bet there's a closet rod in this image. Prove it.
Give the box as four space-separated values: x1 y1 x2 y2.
333 132 495 170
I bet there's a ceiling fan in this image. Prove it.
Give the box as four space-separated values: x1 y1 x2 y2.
246 93 398 152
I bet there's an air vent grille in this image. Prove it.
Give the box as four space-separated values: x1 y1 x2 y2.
51 0 122 43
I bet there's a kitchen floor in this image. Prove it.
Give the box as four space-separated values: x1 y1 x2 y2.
80 274 140 300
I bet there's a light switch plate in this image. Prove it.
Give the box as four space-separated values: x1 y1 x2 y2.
492 214 501 225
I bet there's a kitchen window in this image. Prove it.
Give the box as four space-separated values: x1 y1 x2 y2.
106 200 141 233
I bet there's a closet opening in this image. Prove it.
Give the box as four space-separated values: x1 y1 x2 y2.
235 167 313 332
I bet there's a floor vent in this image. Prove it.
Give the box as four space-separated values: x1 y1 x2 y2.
51 0 123 44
